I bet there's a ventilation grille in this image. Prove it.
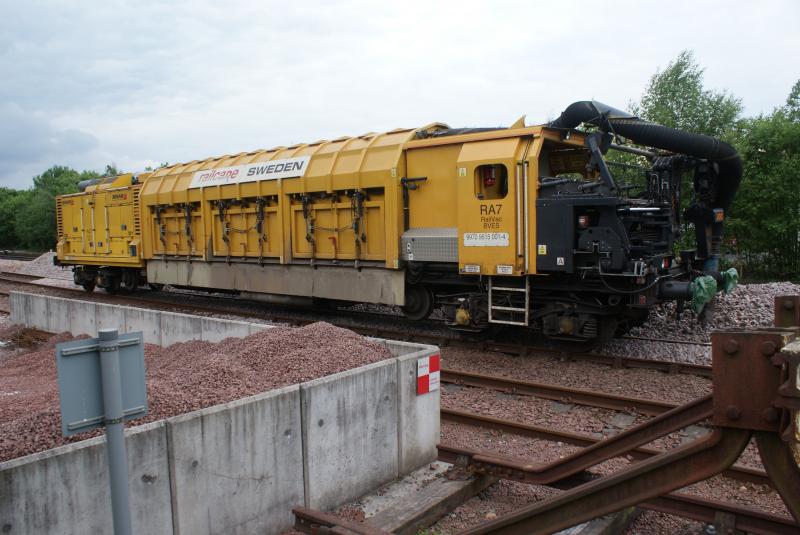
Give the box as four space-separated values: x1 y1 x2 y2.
56 198 64 238
133 188 141 236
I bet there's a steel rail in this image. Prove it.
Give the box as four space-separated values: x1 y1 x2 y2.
0 252 41 261
0 272 42 281
446 430 798 535
293 465 796 535
439 407 770 486
484 340 712 377
642 492 799 535
620 335 712 347
441 368 677 416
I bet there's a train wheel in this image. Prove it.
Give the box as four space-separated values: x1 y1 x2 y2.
148 283 164 291
81 282 96 292
403 285 434 321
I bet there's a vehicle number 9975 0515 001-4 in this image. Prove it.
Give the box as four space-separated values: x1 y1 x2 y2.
463 232 509 247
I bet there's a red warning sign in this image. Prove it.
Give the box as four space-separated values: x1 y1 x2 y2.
416 354 440 395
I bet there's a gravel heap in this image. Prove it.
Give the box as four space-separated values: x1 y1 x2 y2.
0 321 392 462
601 281 800 365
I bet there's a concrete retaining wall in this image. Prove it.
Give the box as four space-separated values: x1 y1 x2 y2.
389 341 442 475
167 385 305 535
3 292 440 535
9 292 262 345
302 359 399 510
0 421 173 535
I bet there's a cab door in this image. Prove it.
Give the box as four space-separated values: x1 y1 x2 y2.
456 136 531 276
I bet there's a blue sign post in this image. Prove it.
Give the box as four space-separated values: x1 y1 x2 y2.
56 329 147 535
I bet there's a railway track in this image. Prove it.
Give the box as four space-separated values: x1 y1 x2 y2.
477 340 711 377
437 367 797 531
437 433 797 534
0 273 715 379
296 459 797 535
0 251 41 261
439 408 769 486
4 273 796 532
442 368 677 416
439 368 769 486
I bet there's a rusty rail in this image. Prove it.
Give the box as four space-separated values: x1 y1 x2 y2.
457 297 800 534
293 461 796 535
620 334 711 346
442 368 678 416
484 341 713 377
0 251 41 261
643 492 799 535
462 427 754 535
440 405 770 486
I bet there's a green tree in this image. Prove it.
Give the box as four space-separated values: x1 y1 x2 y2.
727 81 800 279
14 165 101 250
31 165 82 196
630 50 743 137
14 189 53 250
614 51 746 257
0 188 23 248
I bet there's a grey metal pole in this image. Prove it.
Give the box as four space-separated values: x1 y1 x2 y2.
98 328 133 535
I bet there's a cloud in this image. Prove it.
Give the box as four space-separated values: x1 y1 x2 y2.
0 103 98 186
0 0 799 188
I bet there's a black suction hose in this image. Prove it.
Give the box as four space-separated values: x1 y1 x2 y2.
548 101 741 211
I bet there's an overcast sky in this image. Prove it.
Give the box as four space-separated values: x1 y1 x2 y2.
1 0 798 188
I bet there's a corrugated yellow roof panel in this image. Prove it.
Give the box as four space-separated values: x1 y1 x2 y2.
140 125 449 206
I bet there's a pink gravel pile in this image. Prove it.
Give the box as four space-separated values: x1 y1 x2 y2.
0 322 391 462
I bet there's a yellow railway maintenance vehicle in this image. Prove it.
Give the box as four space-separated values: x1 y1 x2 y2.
56 172 150 292
56 101 741 348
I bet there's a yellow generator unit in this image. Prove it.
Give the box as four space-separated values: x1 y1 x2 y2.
56 173 149 292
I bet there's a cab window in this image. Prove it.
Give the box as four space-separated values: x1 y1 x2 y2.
474 164 508 200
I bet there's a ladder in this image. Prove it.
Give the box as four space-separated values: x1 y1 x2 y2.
488 276 530 326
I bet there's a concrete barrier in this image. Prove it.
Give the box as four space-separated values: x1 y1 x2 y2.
8 291 276 344
387 341 442 475
70 299 98 336
4 291 441 534
45 296 72 334
123 305 163 345
167 385 304 535
301 360 399 510
28 293 49 331
96 303 126 333
160 311 202 346
200 317 250 342
0 421 173 535
8 292 25 325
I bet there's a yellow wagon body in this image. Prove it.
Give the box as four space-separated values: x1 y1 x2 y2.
56 173 148 269
131 123 586 305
